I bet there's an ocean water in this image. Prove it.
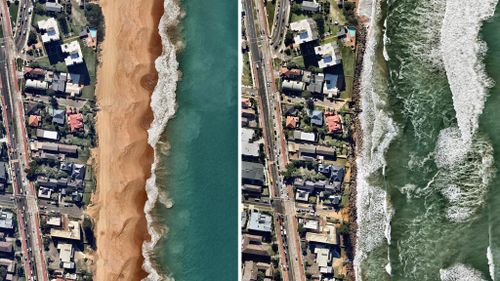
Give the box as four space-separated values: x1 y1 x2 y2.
355 0 500 280
142 0 238 280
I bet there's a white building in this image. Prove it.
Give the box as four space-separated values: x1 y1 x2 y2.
315 42 342 68
25 79 49 90
65 82 81 96
37 18 60 43
290 19 318 45
61 41 84 66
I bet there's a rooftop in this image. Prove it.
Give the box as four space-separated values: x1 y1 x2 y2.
315 42 342 68
37 18 60 43
247 212 272 233
290 19 318 45
61 41 84 66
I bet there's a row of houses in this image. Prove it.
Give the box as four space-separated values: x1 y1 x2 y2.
24 66 83 96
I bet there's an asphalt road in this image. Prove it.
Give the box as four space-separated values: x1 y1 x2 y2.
1 1 47 279
270 0 289 51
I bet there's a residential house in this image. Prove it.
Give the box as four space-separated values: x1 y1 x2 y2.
323 73 341 98
28 115 41 127
0 162 7 183
51 109 66 125
306 73 324 95
45 1 63 13
293 130 316 143
242 161 265 186
247 212 272 236
282 80 305 92
61 41 84 66
242 234 271 261
311 110 324 126
25 79 49 91
37 18 60 43
279 67 303 80
325 112 342 134
67 113 84 132
301 0 321 12
51 72 67 92
285 116 299 129
315 42 342 68
242 128 262 162
0 211 14 232
290 19 318 45
36 129 59 140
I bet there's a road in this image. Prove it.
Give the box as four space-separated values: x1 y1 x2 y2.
1 1 47 280
243 0 305 280
269 0 290 52
12 0 33 53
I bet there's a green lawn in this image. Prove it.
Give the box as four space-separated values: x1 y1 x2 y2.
80 43 97 101
290 12 308 23
340 46 356 100
266 0 276 28
32 56 68 73
242 52 252 86
329 0 347 25
8 2 19 30
290 56 305 68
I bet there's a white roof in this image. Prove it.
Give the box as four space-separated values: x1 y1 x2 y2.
293 131 316 142
61 41 84 66
50 221 81 241
36 129 59 140
37 18 60 43
57 243 73 263
65 82 81 95
314 42 341 68
314 247 331 267
290 19 318 44
241 128 262 157
25 79 48 90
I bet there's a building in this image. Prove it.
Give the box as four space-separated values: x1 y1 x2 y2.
51 109 66 125
24 67 46 79
36 129 59 140
314 247 332 274
279 67 303 80
247 212 272 235
293 130 316 143
61 41 84 66
45 1 63 13
0 163 7 183
338 26 356 48
290 19 318 45
68 113 84 132
25 79 49 91
306 225 338 246
65 82 81 96
28 115 42 127
301 0 321 12
71 164 86 180
315 42 342 68
323 73 341 98
50 220 81 242
282 80 305 92
303 219 320 232
325 112 342 134
241 128 262 162
37 18 60 43
57 243 75 271
51 72 67 92
285 116 299 129
311 110 324 126
242 161 265 186
0 211 14 231
242 234 271 261
296 189 310 202
306 73 324 95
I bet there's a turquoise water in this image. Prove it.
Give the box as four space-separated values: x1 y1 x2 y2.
152 0 238 279
355 0 500 280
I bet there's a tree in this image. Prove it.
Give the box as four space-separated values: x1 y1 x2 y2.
284 30 294 46
27 32 38 46
306 98 315 110
313 14 325 36
301 91 312 99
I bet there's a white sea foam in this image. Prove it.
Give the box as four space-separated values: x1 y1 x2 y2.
142 0 181 280
435 130 495 222
382 19 390 61
354 1 398 279
440 264 487 281
488 246 496 281
440 0 498 146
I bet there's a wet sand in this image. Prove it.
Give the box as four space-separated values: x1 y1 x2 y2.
87 0 163 280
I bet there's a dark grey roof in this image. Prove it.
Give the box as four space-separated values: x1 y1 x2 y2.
242 161 265 183
52 109 65 124
51 73 66 92
0 162 7 182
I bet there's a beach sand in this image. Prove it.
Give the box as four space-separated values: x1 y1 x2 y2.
86 0 163 280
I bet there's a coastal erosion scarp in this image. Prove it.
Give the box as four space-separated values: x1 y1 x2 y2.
86 0 165 280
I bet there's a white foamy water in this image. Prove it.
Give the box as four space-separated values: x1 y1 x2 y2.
488 246 496 281
354 0 398 279
142 0 181 280
435 130 495 222
440 264 487 281
440 0 498 146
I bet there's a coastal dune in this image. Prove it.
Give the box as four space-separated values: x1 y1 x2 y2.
87 0 164 280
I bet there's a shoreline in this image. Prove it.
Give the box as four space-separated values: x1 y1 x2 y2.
87 0 164 280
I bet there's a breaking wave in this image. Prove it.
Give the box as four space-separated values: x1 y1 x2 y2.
440 264 487 281
142 0 181 280
435 129 495 222
354 0 398 279
440 0 497 146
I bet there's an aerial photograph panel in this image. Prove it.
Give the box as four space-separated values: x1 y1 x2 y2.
241 0 500 280
0 0 238 280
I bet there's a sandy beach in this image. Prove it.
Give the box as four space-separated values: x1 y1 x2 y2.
86 0 164 280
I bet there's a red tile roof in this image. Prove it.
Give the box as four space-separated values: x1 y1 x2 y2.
286 116 299 129
325 112 342 134
68 113 84 132
28 115 41 127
